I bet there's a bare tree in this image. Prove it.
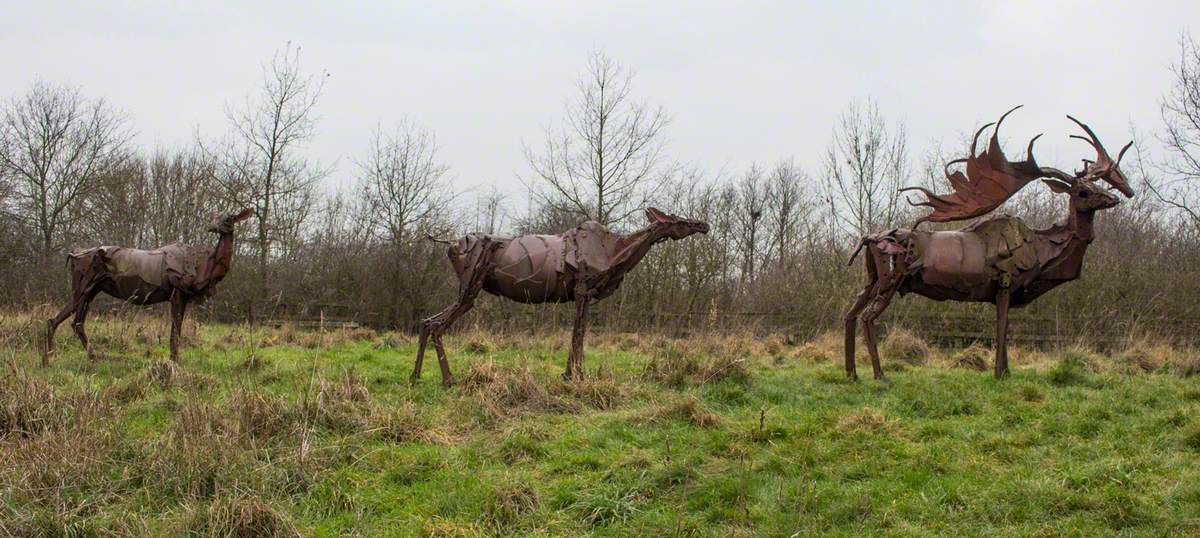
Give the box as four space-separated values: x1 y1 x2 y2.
0 81 132 256
474 186 508 234
211 43 326 303
1153 32 1200 230
356 119 452 244
732 165 768 284
523 51 671 226
356 119 454 326
766 159 810 267
142 148 221 246
822 99 908 238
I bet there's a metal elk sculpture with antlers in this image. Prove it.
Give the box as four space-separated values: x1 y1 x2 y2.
845 106 1134 380
45 209 255 364
413 208 709 387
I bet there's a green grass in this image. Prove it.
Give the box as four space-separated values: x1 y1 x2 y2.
3 317 1200 536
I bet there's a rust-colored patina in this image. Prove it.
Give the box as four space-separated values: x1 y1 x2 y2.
845 108 1134 380
413 208 709 386
45 209 254 364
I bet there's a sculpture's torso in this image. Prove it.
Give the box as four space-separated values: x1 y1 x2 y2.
71 243 207 305
486 234 574 304
888 216 1080 306
457 221 629 304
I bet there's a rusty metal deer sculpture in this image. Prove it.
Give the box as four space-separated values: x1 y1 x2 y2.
45 209 254 364
845 106 1134 380
413 208 709 386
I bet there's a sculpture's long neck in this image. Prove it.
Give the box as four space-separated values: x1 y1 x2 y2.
1037 200 1097 280
196 231 236 292
1068 201 1096 243
609 225 666 275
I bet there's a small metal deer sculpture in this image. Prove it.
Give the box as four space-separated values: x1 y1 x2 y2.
46 209 254 364
413 208 709 387
845 106 1133 380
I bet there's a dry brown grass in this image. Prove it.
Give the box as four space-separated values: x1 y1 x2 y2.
0 375 108 437
1172 353 1200 378
482 479 541 531
881 328 931 367
1113 337 1176 374
651 396 721 428
458 360 579 420
949 344 992 372
370 402 435 443
180 494 300 537
836 406 903 437
455 360 636 424
641 346 751 388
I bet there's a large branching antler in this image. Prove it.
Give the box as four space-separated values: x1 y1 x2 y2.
902 106 1050 226
1066 115 1135 198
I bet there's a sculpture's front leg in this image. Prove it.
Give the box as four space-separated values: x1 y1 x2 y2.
994 287 1011 379
563 281 592 381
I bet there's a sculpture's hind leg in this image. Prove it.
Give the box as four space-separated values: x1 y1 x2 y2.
412 324 429 382
843 252 880 381
72 287 100 361
861 250 903 380
415 280 484 387
413 239 498 387
46 297 80 366
843 289 871 381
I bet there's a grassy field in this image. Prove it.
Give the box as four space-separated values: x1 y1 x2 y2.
3 312 1200 536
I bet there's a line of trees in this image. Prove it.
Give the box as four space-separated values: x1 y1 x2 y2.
2 44 1199 344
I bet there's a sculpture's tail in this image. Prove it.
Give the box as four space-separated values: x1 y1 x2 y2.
846 238 869 266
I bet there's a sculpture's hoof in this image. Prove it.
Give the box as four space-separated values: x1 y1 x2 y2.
441 377 457 388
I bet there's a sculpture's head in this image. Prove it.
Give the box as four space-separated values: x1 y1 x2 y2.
209 208 255 234
645 207 709 240
1066 115 1135 199
1041 176 1120 212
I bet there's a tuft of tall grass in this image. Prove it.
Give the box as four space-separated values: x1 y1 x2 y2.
836 406 903 437
179 494 300 537
881 328 931 367
652 396 721 429
642 347 750 389
482 478 540 531
950 344 991 372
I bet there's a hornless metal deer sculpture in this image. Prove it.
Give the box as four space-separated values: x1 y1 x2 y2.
45 209 254 364
845 106 1134 380
413 208 709 387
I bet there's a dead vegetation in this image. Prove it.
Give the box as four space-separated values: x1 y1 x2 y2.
950 345 991 372
881 328 930 367
651 396 721 428
641 346 750 388
180 494 300 537
456 360 632 422
836 406 903 437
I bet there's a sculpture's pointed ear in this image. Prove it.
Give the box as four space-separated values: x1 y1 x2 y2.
645 207 671 223
1041 179 1073 194
231 208 255 222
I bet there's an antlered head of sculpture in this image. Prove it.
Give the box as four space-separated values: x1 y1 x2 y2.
645 207 709 239
1067 115 1135 199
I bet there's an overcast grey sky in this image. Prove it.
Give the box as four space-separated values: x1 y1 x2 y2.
2 1 1195 201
